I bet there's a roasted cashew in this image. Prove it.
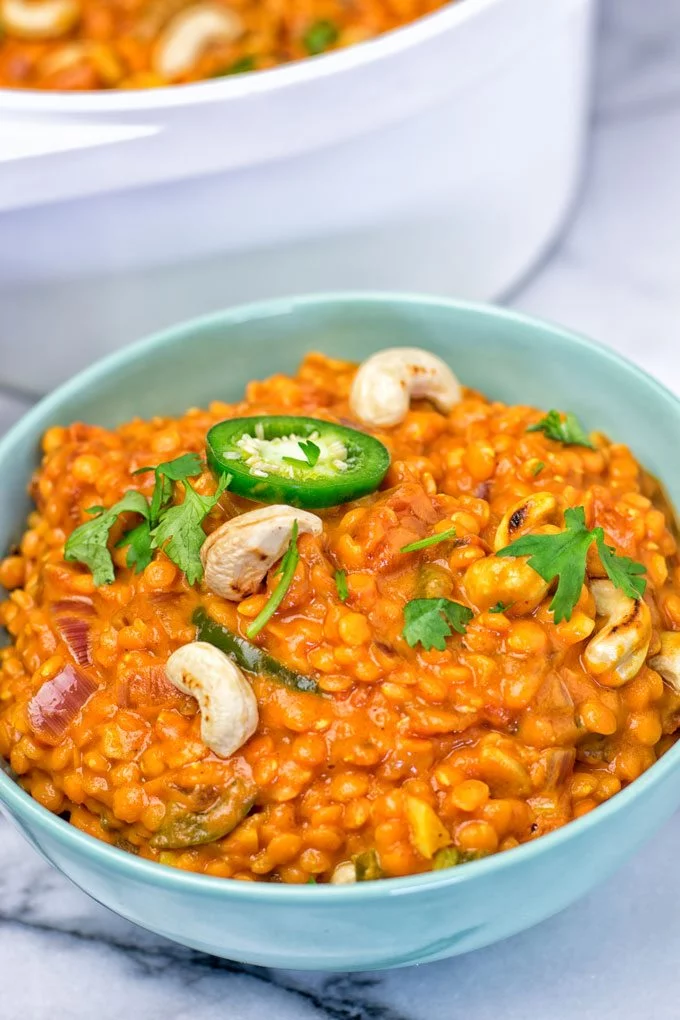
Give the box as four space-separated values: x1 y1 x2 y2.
201 505 323 601
583 580 652 687
0 0 80 39
649 632 680 695
166 641 258 757
330 861 356 884
463 555 549 615
493 493 558 552
153 2 243 79
349 348 461 428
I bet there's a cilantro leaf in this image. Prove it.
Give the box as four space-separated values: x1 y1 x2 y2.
65 489 149 586
247 522 300 639
299 440 320 467
497 506 647 622
151 474 229 585
489 601 511 614
527 410 594 449
117 521 153 574
595 537 647 600
402 598 473 651
335 569 349 602
135 453 204 525
401 527 457 554
531 461 545 477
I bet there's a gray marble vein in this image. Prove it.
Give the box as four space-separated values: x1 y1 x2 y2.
1 0 680 1016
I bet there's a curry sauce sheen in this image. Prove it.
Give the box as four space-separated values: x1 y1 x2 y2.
1 352 679 883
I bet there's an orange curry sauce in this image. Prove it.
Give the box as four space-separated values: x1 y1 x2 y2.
1 352 679 883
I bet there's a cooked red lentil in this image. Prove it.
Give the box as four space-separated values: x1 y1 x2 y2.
1 349 679 885
0 0 453 90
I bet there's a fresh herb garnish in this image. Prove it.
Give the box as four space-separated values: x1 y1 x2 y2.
299 439 320 467
116 520 154 574
497 506 646 623
134 453 204 525
527 410 594 449
68 454 227 586
402 598 473 651
122 453 207 573
400 527 457 554
151 473 230 585
247 521 300 639
335 569 349 602
306 876 318 884
65 490 150 586
489 601 511 614
303 19 338 54
282 440 321 469
531 461 546 477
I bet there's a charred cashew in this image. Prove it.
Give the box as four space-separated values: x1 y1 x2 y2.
583 580 652 687
201 505 323 601
166 641 258 757
349 348 461 428
153 2 243 79
1 0 80 39
649 632 680 694
493 493 558 552
463 555 549 615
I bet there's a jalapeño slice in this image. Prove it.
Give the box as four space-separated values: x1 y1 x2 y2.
206 415 390 509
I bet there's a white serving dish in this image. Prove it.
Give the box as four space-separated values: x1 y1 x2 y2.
0 0 594 392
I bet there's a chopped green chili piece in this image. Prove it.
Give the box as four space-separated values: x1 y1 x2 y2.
193 608 320 695
207 415 390 509
335 569 349 602
246 521 299 639
303 19 338 55
400 527 457 554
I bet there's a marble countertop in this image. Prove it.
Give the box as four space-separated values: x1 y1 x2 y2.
2 0 680 1016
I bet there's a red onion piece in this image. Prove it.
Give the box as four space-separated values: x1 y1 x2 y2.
116 665 195 714
55 615 92 667
544 748 576 790
27 665 98 744
51 597 94 616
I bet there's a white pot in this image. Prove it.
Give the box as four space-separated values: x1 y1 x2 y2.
0 0 595 390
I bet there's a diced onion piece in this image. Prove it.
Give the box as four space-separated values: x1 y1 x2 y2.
543 748 575 790
27 665 98 744
55 615 92 667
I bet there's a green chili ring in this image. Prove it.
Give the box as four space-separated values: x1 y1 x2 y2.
206 415 390 509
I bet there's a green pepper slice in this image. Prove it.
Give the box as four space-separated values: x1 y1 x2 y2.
206 415 390 509
150 774 257 849
193 608 320 694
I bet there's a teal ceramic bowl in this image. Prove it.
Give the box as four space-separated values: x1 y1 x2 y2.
1 293 679 971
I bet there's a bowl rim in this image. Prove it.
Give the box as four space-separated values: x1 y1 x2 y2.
1 289 679 902
0 0 506 114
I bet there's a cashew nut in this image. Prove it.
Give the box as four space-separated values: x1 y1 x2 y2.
201 505 323 601
349 348 462 428
493 493 557 552
649 632 680 695
463 555 550 615
166 641 258 757
583 580 652 687
0 0 80 39
330 861 356 884
153 2 243 79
